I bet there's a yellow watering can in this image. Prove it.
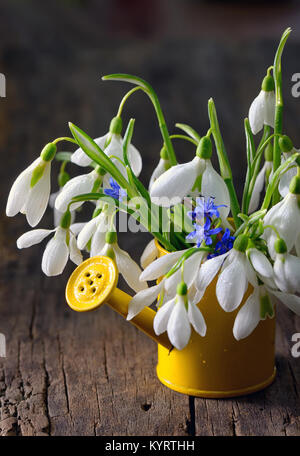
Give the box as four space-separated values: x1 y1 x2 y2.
65 243 276 398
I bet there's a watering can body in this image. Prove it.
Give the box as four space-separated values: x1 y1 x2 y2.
66 247 276 398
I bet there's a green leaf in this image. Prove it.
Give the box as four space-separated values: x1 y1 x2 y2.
175 123 201 142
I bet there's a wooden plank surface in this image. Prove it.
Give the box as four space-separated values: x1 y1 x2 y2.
0 0 300 436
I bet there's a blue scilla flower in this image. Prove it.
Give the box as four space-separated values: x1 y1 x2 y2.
208 228 235 259
188 196 226 222
186 218 222 248
104 178 127 202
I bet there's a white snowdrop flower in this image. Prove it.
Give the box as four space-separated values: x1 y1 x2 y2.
233 285 274 341
71 117 142 176
249 161 273 213
164 250 205 295
140 239 159 269
200 160 230 223
154 282 206 350
140 248 187 282
127 280 165 321
97 231 147 294
6 143 57 227
246 246 273 279
249 74 275 135
77 206 112 257
272 238 300 294
16 221 82 277
149 147 171 191
55 169 102 213
150 156 204 207
263 179 300 259
49 190 76 227
216 235 258 312
275 136 300 198
195 250 231 302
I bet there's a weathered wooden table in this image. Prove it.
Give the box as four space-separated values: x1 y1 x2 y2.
0 0 300 436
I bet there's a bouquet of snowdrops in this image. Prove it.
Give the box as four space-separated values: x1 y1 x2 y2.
7 28 300 350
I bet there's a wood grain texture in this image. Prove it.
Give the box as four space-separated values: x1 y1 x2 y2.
0 0 300 436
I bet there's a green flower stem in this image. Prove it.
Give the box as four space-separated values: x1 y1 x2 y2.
117 87 142 117
272 27 292 205
169 134 198 146
52 137 78 145
102 74 177 166
175 123 201 142
242 118 256 214
208 98 241 228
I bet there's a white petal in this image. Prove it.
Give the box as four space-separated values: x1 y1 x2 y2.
248 248 273 278
41 228 69 276
153 298 176 335
248 163 266 213
6 158 40 217
249 90 265 135
17 229 53 249
201 161 230 221
216 251 247 312
264 91 275 128
90 229 106 257
24 162 51 227
128 143 142 177
233 288 260 340
188 302 206 337
70 222 85 236
274 256 289 292
140 249 186 281
150 156 202 207
296 233 300 257
55 171 97 212
127 281 164 320
77 218 98 250
283 254 300 294
69 233 83 265
279 165 297 198
114 245 147 293
164 251 204 294
140 239 158 269
195 252 229 298
167 296 191 350
149 159 169 190
270 290 300 316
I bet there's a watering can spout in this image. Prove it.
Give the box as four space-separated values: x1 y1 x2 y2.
65 256 172 351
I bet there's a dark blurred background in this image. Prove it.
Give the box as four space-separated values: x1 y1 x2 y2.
1 0 300 270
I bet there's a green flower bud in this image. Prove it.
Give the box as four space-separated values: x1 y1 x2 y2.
109 116 122 135
279 135 293 153
196 136 212 159
95 165 107 176
233 234 249 252
60 210 71 229
160 146 169 160
92 207 102 218
261 74 275 92
105 231 117 244
289 175 300 195
30 161 46 187
264 142 273 162
40 143 57 162
58 171 70 188
176 281 188 296
274 238 287 254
